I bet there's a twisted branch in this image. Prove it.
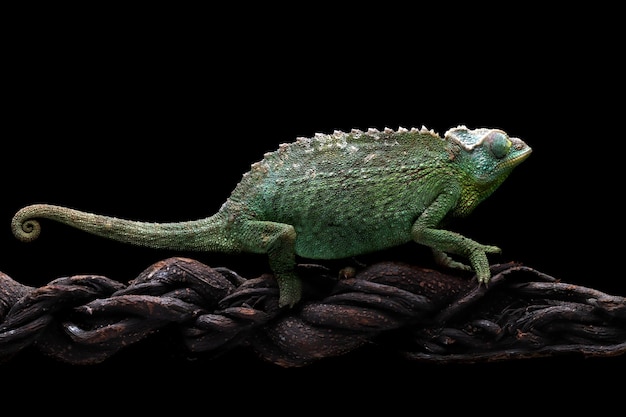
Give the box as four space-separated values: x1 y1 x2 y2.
1 257 624 367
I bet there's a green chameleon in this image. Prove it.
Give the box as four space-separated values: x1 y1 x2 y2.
12 125 531 308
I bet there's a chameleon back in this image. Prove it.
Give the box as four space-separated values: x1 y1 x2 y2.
223 128 455 259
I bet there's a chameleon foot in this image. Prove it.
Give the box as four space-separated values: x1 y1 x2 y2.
471 245 502 284
275 273 303 308
432 249 471 271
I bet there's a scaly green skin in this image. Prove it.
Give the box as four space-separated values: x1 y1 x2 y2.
11 125 531 308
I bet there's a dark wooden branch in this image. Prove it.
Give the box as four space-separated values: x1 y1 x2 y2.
1 257 624 367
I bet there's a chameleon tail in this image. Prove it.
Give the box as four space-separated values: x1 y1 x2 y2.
11 204 235 253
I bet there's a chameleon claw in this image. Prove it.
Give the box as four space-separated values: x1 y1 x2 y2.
477 276 491 285
484 245 502 254
432 249 471 271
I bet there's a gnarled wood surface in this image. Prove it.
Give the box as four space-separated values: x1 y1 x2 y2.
1 257 624 367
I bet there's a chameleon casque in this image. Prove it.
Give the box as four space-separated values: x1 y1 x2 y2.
12 126 531 308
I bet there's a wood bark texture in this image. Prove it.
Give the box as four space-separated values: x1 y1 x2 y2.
1 257 624 367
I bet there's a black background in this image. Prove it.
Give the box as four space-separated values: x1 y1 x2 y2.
2 7 623 413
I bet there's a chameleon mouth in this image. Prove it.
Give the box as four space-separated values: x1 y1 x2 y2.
499 147 532 170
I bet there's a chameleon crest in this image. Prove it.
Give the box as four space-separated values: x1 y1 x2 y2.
12 125 531 308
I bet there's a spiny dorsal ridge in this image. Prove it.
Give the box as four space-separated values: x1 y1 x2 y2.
318 126 441 140
292 125 442 148
254 125 446 171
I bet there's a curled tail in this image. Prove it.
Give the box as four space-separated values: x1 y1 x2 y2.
11 204 235 253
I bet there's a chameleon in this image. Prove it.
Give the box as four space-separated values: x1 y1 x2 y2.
11 125 531 308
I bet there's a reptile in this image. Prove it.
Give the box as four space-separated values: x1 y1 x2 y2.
11 125 532 308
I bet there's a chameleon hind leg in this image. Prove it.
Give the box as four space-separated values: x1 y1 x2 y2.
236 220 301 308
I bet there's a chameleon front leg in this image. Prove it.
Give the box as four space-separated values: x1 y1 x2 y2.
237 220 302 308
411 191 501 284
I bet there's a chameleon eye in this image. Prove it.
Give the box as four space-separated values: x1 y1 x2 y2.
486 131 512 159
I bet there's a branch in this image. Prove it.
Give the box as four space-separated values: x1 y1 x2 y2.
1 257 624 367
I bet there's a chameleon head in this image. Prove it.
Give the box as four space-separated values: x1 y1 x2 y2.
445 126 532 184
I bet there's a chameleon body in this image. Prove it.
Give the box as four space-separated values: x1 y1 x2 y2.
12 126 531 308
